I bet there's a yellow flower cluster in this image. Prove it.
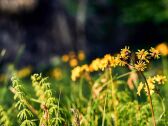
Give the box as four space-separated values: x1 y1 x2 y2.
71 47 131 81
71 46 161 81
61 50 86 67
137 75 167 96
134 47 160 71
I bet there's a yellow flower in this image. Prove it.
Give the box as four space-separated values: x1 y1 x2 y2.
89 58 101 72
137 75 166 96
80 64 89 72
99 58 108 71
71 66 81 81
98 54 113 71
156 43 168 56
51 68 63 80
144 82 155 95
71 64 89 81
109 56 118 67
137 82 144 96
62 54 69 62
154 75 167 84
17 66 32 78
115 54 126 66
141 77 156 95
149 47 160 59
134 61 147 71
78 50 85 61
104 54 112 61
69 58 78 67
136 49 149 62
120 46 131 60
147 77 155 85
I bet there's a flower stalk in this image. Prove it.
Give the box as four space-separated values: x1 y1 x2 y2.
139 71 156 126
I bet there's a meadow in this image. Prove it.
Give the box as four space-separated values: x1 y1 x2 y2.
0 43 168 126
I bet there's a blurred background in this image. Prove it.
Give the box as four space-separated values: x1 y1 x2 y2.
0 0 168 69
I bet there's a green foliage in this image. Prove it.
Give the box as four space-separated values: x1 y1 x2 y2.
11 76 36 126
31 73 64 125
117 101 151 126
0 105 11 126
0 46 168 126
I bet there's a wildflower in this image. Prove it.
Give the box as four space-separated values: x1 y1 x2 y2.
89 58 101 72
78 50 85 61
156 43 168 56
71 64 89 81
69 58 78 67
115 54 126 66
149 47 160 59
98 54 112 71
134 61 147 71
104 54 112 62
147 77 155 85
99 58 108 71
80 64 89 72
51 68 63 80
120 46 131 60
136 49 149 62
144 82 155 95
109 56 118 67
71 66 81 81
137 82 144 96
62 54 69 62
17 66 32 78
154 75 167 84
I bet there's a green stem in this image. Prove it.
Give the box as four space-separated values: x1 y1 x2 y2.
108 68 118 126
157 94 165 121
115 70 136 80
79 77 87 102
162 56 168 78
102 94 107 126
139 72 156 126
